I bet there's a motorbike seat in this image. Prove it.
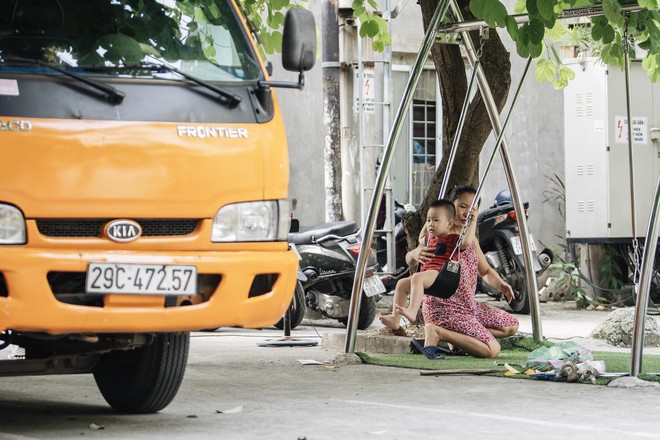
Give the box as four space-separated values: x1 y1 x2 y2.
289 221 358 245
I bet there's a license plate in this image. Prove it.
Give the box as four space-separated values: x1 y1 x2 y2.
363 274 386 297
86 263 197 295
511 235 536 255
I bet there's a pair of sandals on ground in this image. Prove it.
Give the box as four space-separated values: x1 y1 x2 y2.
410 338 468 360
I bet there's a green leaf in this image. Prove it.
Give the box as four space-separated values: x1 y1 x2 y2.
603 0 625 29
367 0 379 10
352 0 366 17
505 15 520 41
516 37 531 58
528 18 545 44
526 0 539 17
260 32 275 54
379 32 392 46
639 0 658 8
602 24 616 45
545 20 567 42
559 65 576 80
360 19 380 38
373 15 388 33
270 31 283 52
98 33 144 64
513 0 527 14
537 0 556 22
529 41 543 58
591 22 605 41
535 58 557 83
642 53 660 82
469 0 488 21
490 1 509 27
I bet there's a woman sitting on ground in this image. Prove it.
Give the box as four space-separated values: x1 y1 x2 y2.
382 185 519 359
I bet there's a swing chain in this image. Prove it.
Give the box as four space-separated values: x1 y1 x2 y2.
632 237 641 285
476 28 488 60
622 11 641 286
622 13 635 57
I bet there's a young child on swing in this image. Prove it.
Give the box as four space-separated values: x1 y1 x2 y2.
380 198 467 331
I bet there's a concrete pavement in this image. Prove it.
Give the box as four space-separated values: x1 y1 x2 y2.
1 301 660 440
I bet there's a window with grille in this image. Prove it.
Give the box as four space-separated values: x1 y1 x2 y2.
411 98 437 207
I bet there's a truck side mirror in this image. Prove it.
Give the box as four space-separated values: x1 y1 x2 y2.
281 9 316 73
289 218 300 233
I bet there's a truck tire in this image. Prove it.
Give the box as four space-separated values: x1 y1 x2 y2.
93 332 190 413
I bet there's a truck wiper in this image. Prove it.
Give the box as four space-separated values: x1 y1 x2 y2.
137 62 241 108
0 56 125 104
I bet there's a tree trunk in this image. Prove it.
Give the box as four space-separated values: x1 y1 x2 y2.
404 0 512 250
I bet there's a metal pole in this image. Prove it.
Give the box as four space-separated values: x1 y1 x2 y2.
344 0 451 353
322 0 343 222
623 14 638 241
436 5 644 35
450 0 543 341
631 174 660 376
439 55 481 198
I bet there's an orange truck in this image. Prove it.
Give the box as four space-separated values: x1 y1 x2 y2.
0 0 315 412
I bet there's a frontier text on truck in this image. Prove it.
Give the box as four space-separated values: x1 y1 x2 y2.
0 0 315 413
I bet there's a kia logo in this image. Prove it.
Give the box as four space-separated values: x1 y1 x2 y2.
104 219 142 243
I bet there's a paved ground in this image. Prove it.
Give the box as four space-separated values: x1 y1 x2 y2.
1 301 660 439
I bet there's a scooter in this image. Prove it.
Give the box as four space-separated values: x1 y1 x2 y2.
375 199 416 292
477 190 554 314
285 219 386 330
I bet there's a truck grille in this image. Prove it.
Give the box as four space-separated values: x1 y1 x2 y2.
36 219 200 238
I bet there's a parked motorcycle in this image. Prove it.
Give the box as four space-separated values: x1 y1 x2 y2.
283 220 386 330
375 199 416 292
477 190 554 314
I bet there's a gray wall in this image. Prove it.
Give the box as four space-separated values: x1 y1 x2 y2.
269 5 325 227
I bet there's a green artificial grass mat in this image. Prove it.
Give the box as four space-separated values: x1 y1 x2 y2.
356 338 660 384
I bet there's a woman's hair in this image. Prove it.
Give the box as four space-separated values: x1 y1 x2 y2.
446 185 477 203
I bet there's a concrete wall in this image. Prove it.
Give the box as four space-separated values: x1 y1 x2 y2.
268 5 325 227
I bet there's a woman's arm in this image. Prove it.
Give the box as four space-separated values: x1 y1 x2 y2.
475 242 514 302
405 242 436 268
459 208 478 249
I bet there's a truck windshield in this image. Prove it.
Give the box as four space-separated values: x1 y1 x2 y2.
0 0 263 83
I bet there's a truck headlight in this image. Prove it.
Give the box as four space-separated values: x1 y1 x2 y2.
0 204 26 244
211 200 289 242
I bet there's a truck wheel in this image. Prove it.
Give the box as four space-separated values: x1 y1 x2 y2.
93 332 190 413
274 281 306 330
338 293 377 330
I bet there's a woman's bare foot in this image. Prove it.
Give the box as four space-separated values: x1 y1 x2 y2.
395 304 418 323
379 313 401 331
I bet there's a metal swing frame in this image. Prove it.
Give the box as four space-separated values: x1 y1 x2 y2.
343 0 651 379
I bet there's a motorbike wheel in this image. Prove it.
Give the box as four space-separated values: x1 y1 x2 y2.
93 332 189 413
507 252 530 314
338 293 377 330
274 281 306 330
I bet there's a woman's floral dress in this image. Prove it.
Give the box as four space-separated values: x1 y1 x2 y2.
422 243 518 344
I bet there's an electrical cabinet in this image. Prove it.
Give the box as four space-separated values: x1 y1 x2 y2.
564 58 660 242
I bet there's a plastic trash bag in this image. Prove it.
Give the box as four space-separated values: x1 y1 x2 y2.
525 341 593 372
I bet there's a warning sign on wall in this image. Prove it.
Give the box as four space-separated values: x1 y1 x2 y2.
354 68 375 114
614 116 648 144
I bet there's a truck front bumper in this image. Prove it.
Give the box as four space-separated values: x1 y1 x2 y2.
0 248 297 334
